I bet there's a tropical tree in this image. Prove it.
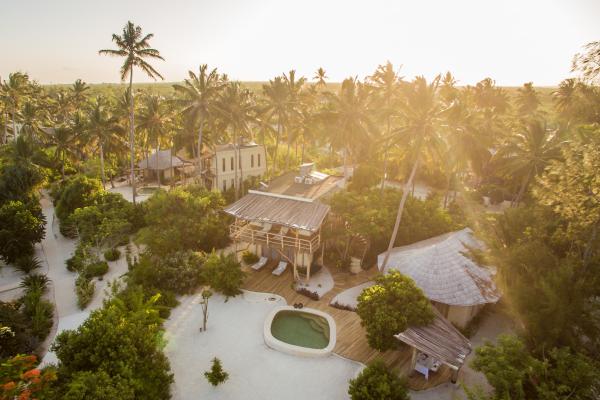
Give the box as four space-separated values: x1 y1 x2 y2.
137 94 172 186
380 76 446 271
282 70 307 169
87 96 123 187
52 124 80 179
217 82 257 199
348 360 409 400
494 120 563 206
313 67 328 88
173 64 225 179
572 40 600 83
515 82 541 117
99 21 164 204
260 76 288 172
322 77 376 181
1 72 30 139
70 78 90 110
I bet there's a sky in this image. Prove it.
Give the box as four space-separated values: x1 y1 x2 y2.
1 0 599 86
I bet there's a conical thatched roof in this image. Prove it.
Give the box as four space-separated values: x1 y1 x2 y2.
377 228 500 307
138 150 186 170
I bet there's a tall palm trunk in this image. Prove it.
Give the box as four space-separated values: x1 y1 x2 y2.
12 106 17 140
233 130 239 200
273 121 281 173
156 135 161 187
513 168 532 207
380 157 420 271
3 110 8 144
197 113 204 183
99 142 106 189
380 116 391 193
128 71 137 204
343 147 349 182
286 139 291 170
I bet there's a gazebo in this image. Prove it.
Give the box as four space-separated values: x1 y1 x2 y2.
378 228 500 328
138 149 190 182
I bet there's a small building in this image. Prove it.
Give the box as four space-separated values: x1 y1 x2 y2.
200 142 267 192
265 163 344 200
377 228 500 328
224 190 329 281
138 149 191 182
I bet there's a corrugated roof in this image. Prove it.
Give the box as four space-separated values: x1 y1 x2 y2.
138 150 187 170
223 191 330 232
377 228 500 306
395 309 472 369
266 171 343 200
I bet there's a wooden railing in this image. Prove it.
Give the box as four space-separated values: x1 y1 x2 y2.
229 224 320 253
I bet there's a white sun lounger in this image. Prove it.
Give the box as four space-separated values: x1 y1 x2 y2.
272 261 288 276
252 256 268 271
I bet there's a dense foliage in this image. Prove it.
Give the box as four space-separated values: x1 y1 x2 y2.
201 252 245 298
0 201 46 264
137 185 229 257
357 271 434 351
348 360 409 400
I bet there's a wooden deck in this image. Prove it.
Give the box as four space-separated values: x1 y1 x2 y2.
242 264 454 390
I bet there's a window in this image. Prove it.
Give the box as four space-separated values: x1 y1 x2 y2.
258 153 261 167
223 180 226 191
222 158 225 172
230 157 234 171
251 154 254 168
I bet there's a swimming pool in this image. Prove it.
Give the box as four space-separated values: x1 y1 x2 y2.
264 306 336 357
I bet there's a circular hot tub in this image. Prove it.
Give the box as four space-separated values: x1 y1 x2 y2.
263 306 336 357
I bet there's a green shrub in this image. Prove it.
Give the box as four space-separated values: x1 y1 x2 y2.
14 255 43 274
20 286 53 340
19 273 50 294
204 358 229 387
66 253 84 272
348 360 409 400
76 275 95 309
103 248 121 262
84 261 109 278
241 251 259 265
201 252 245 298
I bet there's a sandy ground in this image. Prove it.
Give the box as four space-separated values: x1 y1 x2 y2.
293 266 334 298
329 281 373 309
35 194 130 365
165 290 363 400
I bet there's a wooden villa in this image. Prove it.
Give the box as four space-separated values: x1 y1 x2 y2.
224 190 329 280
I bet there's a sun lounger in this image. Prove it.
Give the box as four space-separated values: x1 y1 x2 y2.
272 261 288 276
252 256 268 271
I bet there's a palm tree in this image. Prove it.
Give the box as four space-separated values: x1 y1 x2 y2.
322 77 376 181
313 67 328 88
99 21 164 204
380 76 446 271
282 70 307 169
87 96 123 187
52 124 79 180
1 72 30 140
137 95 172 187
217 82 257 199
494 120 563 206
260 77 288 172
515 82 541 117
19 101 47 143
70 79 90 110
173 65 225 180
368 61 402 191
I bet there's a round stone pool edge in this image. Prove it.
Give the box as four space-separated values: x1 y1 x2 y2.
263 305 337 357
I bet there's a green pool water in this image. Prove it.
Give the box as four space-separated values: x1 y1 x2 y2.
270 310 330 349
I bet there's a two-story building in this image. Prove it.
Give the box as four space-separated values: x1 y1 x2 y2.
201 142 267 192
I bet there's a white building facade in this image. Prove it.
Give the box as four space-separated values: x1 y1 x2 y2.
202 142 267 192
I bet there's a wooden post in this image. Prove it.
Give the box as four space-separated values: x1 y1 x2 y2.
451 367 459 384
306 253 311 282
410 347 417 370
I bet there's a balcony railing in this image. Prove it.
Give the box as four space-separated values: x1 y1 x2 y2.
229 224 320 253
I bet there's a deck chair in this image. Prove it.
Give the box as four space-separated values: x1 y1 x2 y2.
251 256 268 271
272 261 288 276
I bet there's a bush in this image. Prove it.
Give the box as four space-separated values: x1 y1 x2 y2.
348 360 409 400
84 261 109 278
0 201 46 264
241 251 259 265
66 244 88 272
75 275 95 309
20 287 53 340
14 255 43 274
103 248 121 262
295 287 319 300
0 302 37 358
357 271 434 351
19 273 50 294
201 252 245 298
204 358 229 387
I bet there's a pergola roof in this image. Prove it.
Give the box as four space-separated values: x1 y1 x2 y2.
395 310 472 370
377 228 500 306
223 190 330 232
138 150 187 170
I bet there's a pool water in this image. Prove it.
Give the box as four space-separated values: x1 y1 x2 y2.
270 310 330 349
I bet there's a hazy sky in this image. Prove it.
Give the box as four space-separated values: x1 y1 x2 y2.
2 0 599 86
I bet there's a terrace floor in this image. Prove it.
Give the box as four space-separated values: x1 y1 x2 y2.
242 263 455 390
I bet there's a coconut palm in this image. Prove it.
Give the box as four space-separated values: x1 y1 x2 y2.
515 82 541 117
70 79 90 110
1 72 30 140
260 76 289 172
137 95 172 187
52 124 80 180
173 65 225 179
99 21 164 204
19 101 47 143
494 120 563 206
369 61 403 191
282 70 307 169
322 77 376 181
217 82 257 199
313 67 328 88
380 76 446 271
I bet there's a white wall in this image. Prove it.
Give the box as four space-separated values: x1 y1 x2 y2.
213 145 266 192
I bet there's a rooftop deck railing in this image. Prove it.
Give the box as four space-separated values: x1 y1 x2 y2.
229 223 320 253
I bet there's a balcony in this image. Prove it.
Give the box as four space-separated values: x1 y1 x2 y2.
229 223 320 254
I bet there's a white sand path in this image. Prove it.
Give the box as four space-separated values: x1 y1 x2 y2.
165 290 364 400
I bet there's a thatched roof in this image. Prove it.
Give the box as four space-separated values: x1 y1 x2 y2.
138 150 187 170
223 190 330 232
395 309 472 370
377 228 500 307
